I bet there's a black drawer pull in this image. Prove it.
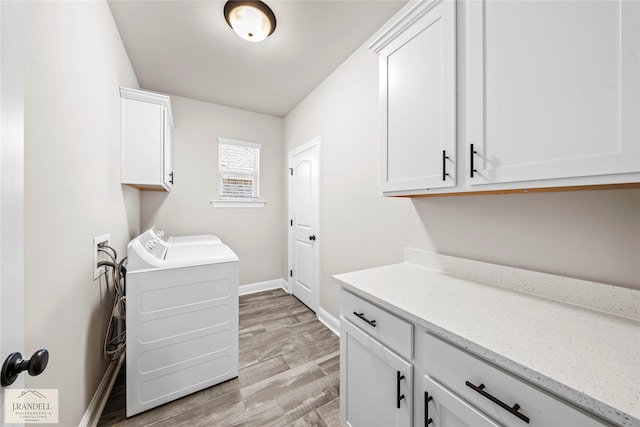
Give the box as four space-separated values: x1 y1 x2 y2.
396 371 405 409
353 311 376 327
466 381 530 424
442 150 450 181
470 144 478 178
425 391 433 425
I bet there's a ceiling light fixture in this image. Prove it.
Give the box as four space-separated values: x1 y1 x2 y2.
224 1 277 43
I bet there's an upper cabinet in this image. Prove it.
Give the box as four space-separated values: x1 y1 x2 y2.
370 0 456 195
120 87 174 192
371 0 640 196
466 0 640 187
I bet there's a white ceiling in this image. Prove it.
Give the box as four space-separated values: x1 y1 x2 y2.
108 1 407 118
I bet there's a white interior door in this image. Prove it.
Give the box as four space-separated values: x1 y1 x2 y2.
289 138 320 312
1 0 26 422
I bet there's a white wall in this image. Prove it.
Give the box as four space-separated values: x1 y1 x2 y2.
140 96 286 286
284 47 428 317
410 190 640 288
24 2 139 425
284 45 640 319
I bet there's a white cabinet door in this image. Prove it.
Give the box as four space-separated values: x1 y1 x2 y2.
373 0 456 194
162 107 173 190
120 87 173 191
424 376 500 427
467 0 640 186
340 318 412 427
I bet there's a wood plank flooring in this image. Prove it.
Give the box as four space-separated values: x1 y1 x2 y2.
98 289 345 427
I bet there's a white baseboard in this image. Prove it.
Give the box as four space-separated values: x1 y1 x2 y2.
79 353 124 427
317 307 340 337
239 278 288 296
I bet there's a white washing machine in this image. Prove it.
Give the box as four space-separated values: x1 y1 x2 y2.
148 225 222 245
125 229 238 417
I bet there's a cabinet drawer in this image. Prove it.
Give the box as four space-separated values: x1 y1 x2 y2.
341 290 413 359
424 333 605 426
424 375 500 427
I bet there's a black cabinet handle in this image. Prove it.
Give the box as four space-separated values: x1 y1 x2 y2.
169 172 174 185
466 381 530 424
353 311 376 327
442 150 450 181
425 391 433 425
309 235 316 241
470 144 478 178
396 371 405 409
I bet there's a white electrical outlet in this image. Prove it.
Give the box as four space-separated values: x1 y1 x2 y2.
93 234 111 280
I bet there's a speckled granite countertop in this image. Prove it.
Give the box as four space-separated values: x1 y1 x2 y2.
333 251 640 427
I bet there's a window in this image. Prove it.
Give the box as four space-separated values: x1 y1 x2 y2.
213 138 265 208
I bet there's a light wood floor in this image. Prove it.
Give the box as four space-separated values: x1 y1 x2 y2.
98 289 344 427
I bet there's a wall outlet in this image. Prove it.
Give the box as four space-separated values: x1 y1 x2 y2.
93 234 111 280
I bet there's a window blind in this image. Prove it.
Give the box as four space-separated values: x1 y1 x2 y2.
218 138 261 199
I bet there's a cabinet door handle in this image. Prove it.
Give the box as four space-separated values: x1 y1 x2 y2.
353 311 376 327
396 371 405 409
470 144 478 178
169 172 174 185
442 150 450 181
425 391 433 425
466 381 530 424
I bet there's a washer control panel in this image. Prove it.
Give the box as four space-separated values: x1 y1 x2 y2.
127 230 170 270
138 231 168 260
150 226 168 242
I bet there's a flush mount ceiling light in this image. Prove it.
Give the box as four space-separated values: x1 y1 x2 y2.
224 1 277 43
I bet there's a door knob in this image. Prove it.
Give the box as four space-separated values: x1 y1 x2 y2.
1 349 49 387
309 235 316 241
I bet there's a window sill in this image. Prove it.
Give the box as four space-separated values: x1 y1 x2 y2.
210 199 267 208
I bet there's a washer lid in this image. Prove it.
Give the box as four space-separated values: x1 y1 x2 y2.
168 234 222 245
127 230 238 271
165 244 238 267
146 226 222 246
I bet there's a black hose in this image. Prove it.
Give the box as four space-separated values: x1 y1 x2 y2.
97 261 116 270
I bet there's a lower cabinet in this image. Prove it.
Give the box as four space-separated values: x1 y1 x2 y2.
339 289 609 427
423 376 500 427
340 318 413 427
423 333 605 427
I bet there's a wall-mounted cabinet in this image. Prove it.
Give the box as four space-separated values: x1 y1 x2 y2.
120 87 174 192
371 0 640 196
370 0 456 195
466 0 640 187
